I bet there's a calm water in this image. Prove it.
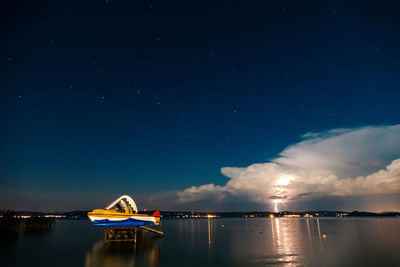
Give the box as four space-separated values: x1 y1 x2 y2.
1 218 400 266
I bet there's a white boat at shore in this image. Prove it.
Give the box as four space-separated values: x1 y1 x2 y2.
87 195 160 227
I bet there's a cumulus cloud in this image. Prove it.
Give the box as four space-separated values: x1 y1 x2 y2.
178 125 400 208
177 184 226 203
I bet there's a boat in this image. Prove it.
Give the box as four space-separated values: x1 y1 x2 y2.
87 195 161 227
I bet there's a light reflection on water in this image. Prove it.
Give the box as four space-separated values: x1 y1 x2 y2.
85 240 135 267
1 218 400 266
274 218 302 265
84 230 162 267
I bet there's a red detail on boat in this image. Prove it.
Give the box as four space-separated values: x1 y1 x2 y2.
151 210 160 217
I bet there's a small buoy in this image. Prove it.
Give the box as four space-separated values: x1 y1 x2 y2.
322 234 327 238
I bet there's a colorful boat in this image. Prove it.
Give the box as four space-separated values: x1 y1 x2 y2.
88 195 160 227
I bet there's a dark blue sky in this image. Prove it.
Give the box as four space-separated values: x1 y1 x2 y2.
1 0 400 211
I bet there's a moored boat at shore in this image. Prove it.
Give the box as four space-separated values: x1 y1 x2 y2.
87 195 160 227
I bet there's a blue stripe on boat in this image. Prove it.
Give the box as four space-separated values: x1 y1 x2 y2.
92 218 154 227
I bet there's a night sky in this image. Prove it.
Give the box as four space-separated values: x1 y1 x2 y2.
1 0 400 211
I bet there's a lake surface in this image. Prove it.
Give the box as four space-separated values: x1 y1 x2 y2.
1 217 400 266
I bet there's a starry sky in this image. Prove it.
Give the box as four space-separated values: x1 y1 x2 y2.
1 0 400 211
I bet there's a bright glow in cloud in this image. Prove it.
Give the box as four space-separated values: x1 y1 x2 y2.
178 125 400 209
276 176 294 186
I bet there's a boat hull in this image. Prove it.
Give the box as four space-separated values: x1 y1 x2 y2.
87 196 161 227
88 212 158 227
91 217 155 227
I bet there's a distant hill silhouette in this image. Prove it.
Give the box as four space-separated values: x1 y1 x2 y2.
6 210 400 219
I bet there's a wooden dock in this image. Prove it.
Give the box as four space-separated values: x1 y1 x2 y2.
104 226 164 243
104 227 137 243
139 225 165 236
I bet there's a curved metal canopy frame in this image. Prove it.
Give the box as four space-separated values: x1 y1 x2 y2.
105 195 138 214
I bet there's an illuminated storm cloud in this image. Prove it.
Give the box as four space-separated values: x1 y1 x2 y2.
178 125 400 208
